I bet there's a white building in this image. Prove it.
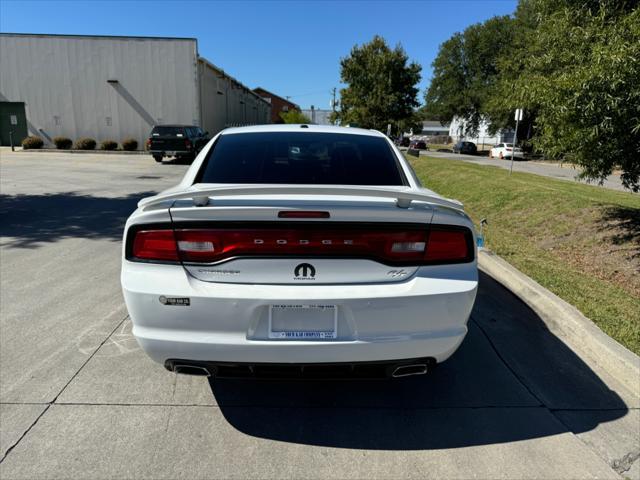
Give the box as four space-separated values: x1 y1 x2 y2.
301 107 333 125
418 120 450 137
448 116 513 147
0 33 270 147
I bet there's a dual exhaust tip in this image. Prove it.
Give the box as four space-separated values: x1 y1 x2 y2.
171 362 429 379
173 364 211 377
390 363 428 378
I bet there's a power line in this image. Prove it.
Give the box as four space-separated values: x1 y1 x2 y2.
285 89 332 99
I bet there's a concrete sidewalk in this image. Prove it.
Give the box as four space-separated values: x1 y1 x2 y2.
421 150 631 192
1 151 638 479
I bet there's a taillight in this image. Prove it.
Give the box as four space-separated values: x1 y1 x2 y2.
506 148 512 151
185 139 192 150
424 230 470 262
128 226 473 265
145 138 152 149
131 230 179 261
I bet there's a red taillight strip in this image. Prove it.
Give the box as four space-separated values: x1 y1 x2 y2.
128 225 474 266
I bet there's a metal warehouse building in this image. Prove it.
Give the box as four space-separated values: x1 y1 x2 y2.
0 33 271 147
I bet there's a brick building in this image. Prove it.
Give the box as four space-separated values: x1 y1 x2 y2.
253 87 300 123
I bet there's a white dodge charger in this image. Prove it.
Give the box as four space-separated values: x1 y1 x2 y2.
121 125 478 378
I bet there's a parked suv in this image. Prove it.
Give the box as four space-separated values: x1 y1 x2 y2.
146 125 209 163
452 141 477 155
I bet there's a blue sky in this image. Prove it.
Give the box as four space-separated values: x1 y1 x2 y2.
1 0 517 109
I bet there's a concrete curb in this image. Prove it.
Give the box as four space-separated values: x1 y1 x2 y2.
478 250 640 397
21 149 146 155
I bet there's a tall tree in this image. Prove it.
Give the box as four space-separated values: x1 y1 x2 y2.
334 36 422 134
424 16 516 136
500 0 640 189
426 0 640 190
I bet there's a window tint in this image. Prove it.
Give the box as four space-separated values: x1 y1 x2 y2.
151 126 185 137
197 132 406 185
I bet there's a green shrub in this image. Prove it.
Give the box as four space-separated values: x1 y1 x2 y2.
75 137 96 150
100 140 118 150
53 136 73 150
121 137 138 151
21 136 44 149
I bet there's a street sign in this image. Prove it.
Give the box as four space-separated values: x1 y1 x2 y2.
510 108 524 175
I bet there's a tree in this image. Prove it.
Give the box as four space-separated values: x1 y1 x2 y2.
279 109 311 124
424 16 516 136
500 1 640 190
425 0 640 190
333 36 422 135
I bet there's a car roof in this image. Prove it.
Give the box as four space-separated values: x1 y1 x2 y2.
153 124 198 128
220 124 386 137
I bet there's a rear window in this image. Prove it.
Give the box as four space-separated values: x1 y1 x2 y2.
196 132 406 185
151 126 185 137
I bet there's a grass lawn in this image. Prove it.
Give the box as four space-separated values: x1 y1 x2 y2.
407 154 640 355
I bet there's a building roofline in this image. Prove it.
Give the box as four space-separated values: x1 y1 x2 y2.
198 57 270 107
253 87 300 109
0 32 197 42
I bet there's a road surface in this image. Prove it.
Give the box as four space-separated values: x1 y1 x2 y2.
1 150 638 479
420 150 632 192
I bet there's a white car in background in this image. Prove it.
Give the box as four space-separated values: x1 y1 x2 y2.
121 125 478 379
490 143 524 160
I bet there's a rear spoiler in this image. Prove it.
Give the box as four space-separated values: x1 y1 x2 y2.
138 185 463 211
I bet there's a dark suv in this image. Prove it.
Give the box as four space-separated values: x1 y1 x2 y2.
452 141 477 155
146 125 209 163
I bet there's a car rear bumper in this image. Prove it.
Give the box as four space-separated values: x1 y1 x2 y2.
122 261 477 365
164 357 438 379
148 150 192 156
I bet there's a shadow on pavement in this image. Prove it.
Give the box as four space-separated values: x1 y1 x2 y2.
209 273 628 450
0 191 156 248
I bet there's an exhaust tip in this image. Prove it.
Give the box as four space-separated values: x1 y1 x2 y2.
173 364 211 377
392 363 428 378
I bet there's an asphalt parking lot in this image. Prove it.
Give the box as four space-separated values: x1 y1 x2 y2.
1 149 638 479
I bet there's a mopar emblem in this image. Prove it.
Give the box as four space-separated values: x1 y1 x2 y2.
294 263 316 279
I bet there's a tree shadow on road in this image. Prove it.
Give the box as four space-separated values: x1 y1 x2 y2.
208 273 631 450
0 191 156 248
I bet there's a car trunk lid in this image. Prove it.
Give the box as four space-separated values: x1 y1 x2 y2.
168 194 433 285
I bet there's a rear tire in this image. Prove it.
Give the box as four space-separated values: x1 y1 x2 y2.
153 155 163 163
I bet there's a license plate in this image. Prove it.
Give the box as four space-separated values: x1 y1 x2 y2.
269 304 337 339
166 151 176 156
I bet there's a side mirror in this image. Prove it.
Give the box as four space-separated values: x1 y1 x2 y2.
204 131 209 136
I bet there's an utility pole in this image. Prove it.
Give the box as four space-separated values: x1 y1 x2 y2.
331 87 337 125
